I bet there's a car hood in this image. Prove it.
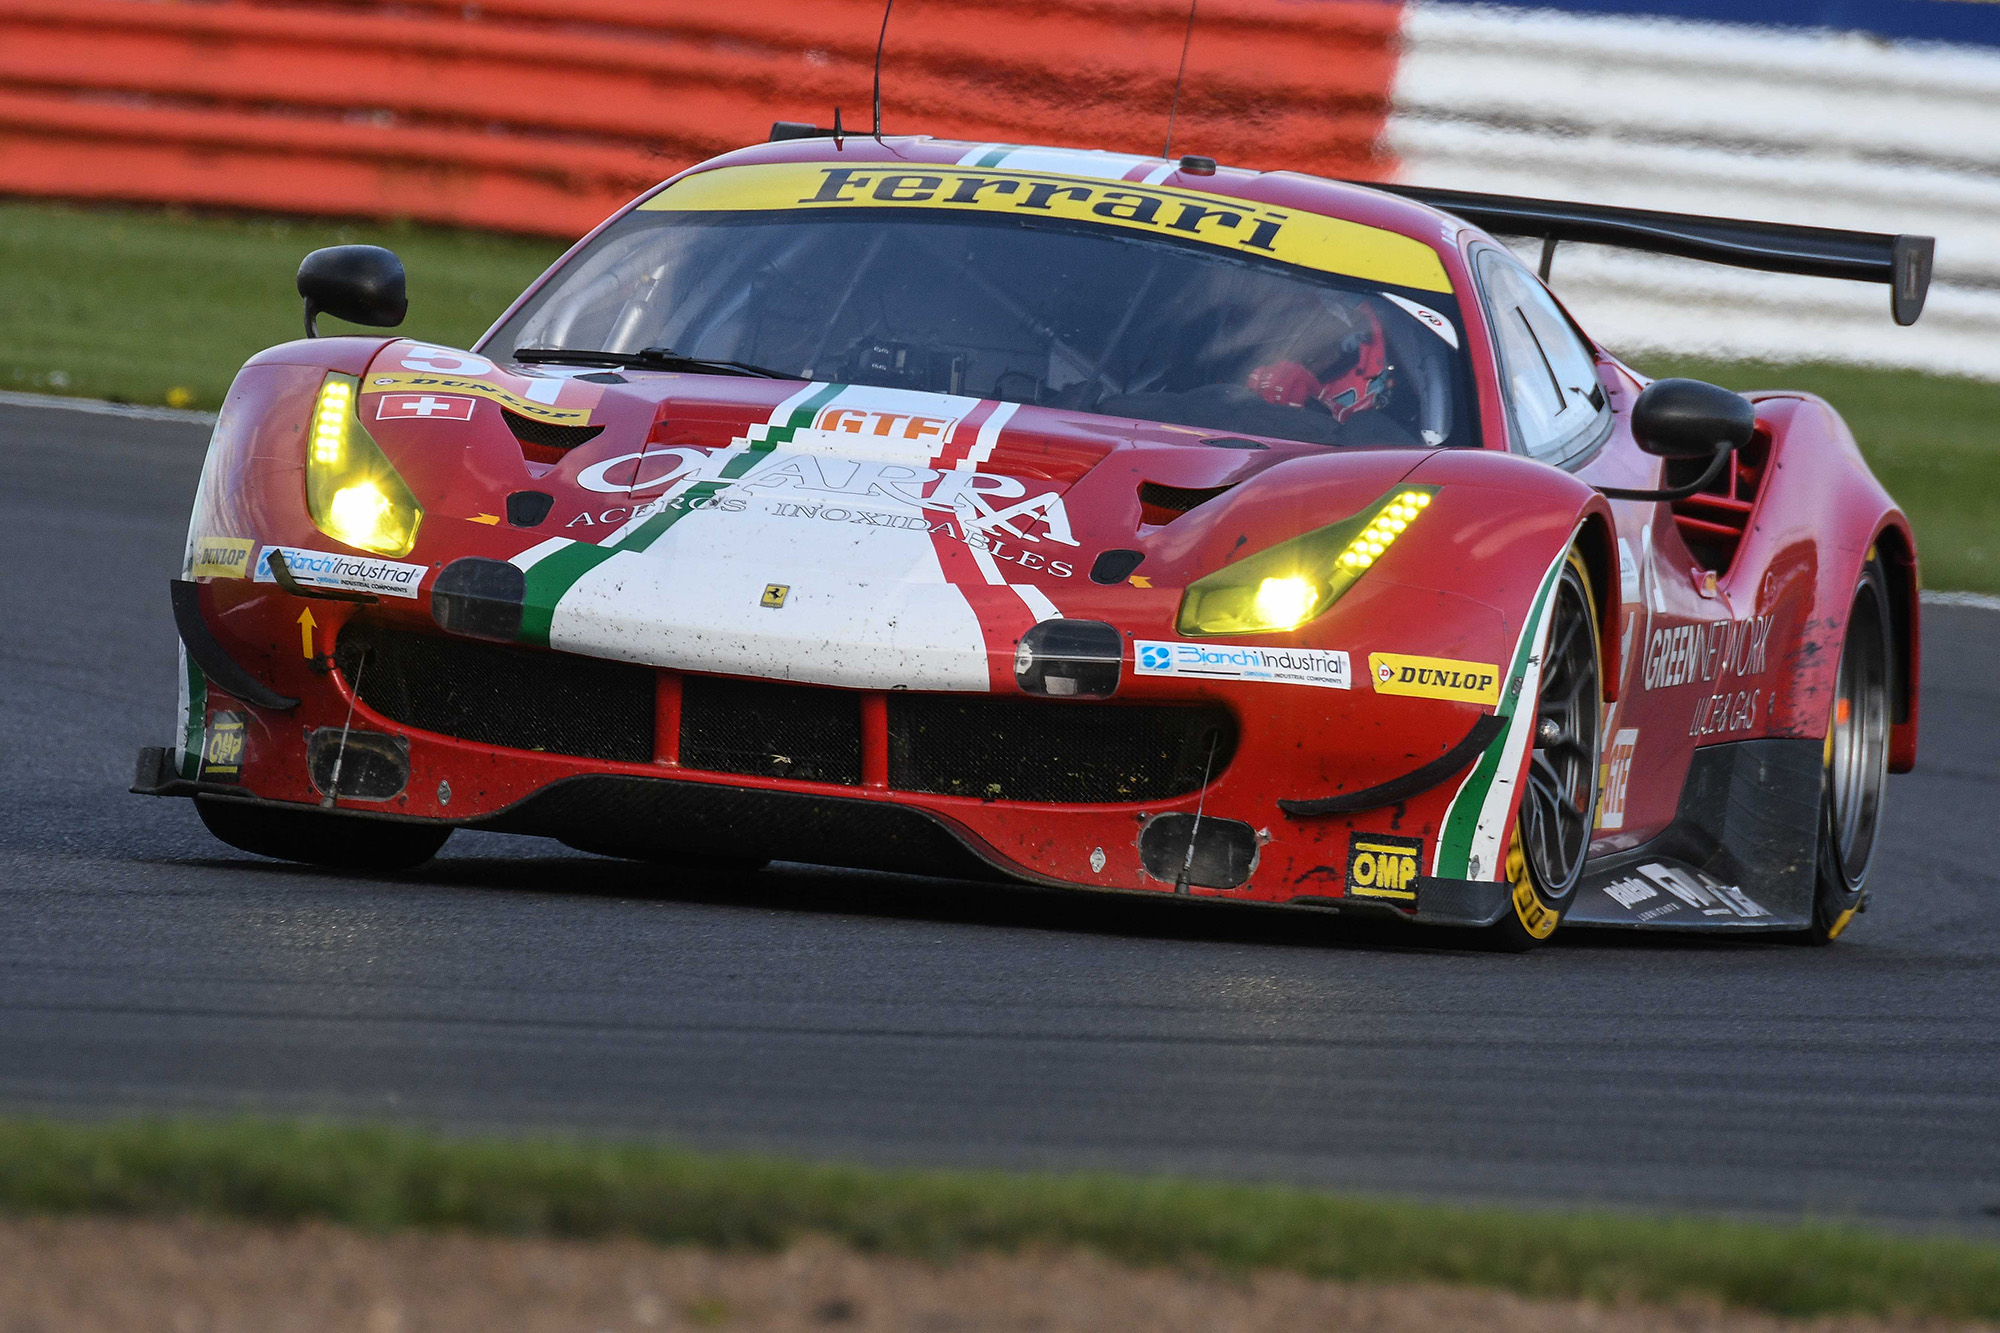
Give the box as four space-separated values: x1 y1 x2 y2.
363 343 1428 690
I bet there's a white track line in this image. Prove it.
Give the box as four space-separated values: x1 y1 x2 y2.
0 389 216 426
1922 590 2000 612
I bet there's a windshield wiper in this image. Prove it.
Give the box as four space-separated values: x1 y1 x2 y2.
513 346 791 379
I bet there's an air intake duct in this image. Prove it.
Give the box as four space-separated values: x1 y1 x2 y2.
1012 619 1122 698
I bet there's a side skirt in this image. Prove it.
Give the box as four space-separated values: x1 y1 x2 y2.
1568 738 1821 931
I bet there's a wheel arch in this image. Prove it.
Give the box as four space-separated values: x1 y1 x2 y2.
1870 518 1920 773
1570 508 1621 704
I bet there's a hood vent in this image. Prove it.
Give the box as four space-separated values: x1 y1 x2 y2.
1138 480 1235 526
501 407 604 464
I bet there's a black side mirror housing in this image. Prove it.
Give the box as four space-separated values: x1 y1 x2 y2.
298 245 407 338
1631 378 1756 460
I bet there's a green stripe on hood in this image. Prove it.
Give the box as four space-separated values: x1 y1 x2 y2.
516 383 846 647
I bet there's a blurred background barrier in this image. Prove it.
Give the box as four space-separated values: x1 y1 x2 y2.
1 0 1996 373
1393 0 2000 376
0 0 1401 237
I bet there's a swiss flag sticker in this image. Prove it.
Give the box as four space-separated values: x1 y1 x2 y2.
375 393 476 421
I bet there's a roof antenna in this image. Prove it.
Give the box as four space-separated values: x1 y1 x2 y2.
1162 0 1198 158
872 0 894 140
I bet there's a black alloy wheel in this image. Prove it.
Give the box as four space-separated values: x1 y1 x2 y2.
1523 555 1603 900
1482 550 1602 951
1804 557 1894 943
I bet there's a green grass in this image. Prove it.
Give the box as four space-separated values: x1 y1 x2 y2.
0 200 565 410
2 1117 1998 1322
1636 357 2000 595
0 201 1992 589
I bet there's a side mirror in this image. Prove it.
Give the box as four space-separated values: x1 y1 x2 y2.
1599 378 1758 503
298 245 407 339
1631 378 1756 459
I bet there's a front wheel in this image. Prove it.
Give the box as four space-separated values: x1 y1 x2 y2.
196 797 451 871
1802 557 1894 944
1480 550 1602 952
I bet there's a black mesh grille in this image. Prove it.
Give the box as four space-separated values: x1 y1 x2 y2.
889 695 1234 803
500 407 604 451
1138 481 1234 515
680 676 862 785
335 621 653 763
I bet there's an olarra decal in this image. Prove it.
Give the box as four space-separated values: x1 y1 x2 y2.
763 500 1078 576
577 447 1080 548
564 496 747 527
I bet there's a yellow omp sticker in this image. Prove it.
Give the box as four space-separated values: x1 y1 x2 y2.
1346 832 1423 902
364 373 592 426
201 712 247 781
189 536 254 579
1369 653 1501 705
644 164 1454 294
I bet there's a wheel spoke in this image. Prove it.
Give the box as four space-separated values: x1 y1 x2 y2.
1530 752 1569 801
1522 789 1554 876
1547 613 1582 672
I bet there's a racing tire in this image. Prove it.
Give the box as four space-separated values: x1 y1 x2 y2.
1800 557 1894 945
1478 550 1603 952
195 797 452 872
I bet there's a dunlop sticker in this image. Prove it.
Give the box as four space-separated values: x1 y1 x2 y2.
190 536 254 580
365 373 592 426
643 163 1454 294
1369 652 1501 705
1345 832 1423 903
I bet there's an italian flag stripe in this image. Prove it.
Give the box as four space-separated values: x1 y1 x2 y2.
1434 541 1573 880
516 383 846 647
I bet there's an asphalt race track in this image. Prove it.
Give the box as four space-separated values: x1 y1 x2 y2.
3 398 1996 1234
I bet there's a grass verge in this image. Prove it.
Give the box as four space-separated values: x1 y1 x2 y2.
1635 356 2000 596
0 200 565 410
0 200 1992 590
2 1117 1997 1322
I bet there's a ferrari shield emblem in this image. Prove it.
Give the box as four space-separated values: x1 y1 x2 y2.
760 583 790 608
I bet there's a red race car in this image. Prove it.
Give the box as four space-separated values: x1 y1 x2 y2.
136 134 1932 948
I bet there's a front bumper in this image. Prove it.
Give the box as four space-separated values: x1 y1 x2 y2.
146 581 1516 928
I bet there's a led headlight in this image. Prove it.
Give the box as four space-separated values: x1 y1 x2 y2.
1176 486 1436 636
305 373 422 557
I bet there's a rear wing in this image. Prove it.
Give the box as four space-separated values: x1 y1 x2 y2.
1367 183 1935 326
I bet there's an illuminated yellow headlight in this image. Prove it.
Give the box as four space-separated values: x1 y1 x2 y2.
1250 575 1319 631
305 374 423 557
1177 486 1437 636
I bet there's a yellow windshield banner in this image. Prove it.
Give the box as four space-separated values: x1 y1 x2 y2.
642 163 1453 295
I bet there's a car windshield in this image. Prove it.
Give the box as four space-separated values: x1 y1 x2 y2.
489 201 1476 449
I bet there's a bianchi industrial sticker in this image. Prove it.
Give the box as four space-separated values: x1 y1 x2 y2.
1134 640 1351 690
255 546 426 599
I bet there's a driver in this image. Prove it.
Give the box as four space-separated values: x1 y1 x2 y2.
1244 298 1393 423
